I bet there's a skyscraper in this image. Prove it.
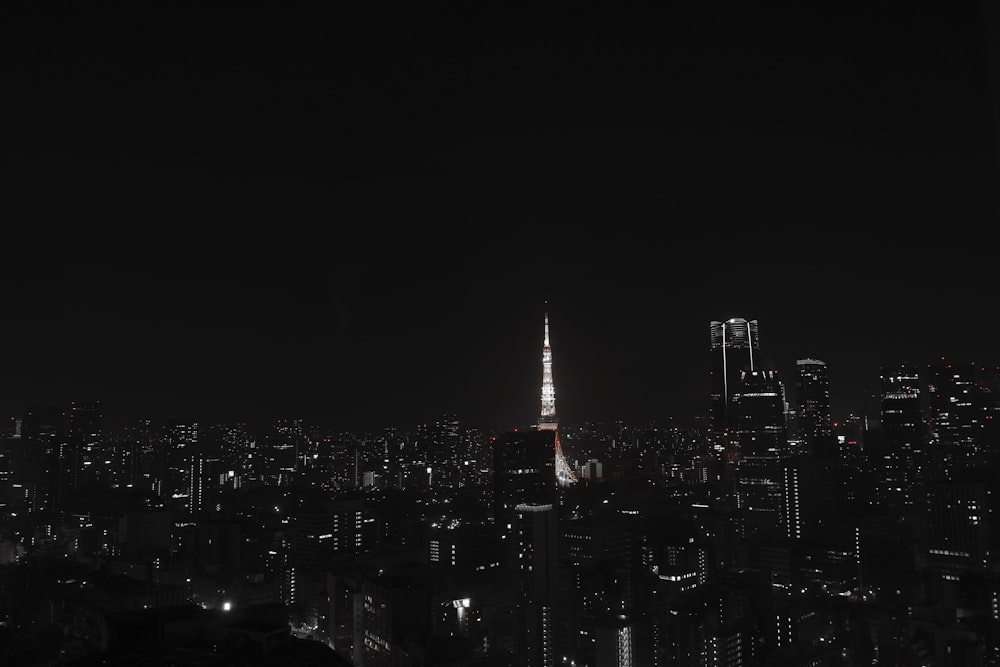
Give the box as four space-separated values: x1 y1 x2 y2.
514 503 559 667
21 407 66 524
926 474 996 574
492 429 558 530
878 364 925 512
732 369 789 539
733 369 788 458
537 311 576 486
710 318 761 434
67 400 102 490
794 359 833 459
927 359 985 476
787 360 838 539
164 419 199 510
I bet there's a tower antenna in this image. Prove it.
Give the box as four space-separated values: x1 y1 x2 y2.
537 309 577 486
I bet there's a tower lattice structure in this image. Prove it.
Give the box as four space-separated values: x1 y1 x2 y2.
538 312 577 486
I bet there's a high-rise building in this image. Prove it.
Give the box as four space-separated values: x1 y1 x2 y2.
732 369 788 540
492 429 558 531
164 419 199 508
710 318 761 434
326 568 364 665
537 311 577 486
261 419 304 487
515 503 559 667
360 572 427 667
878 364 924 512
926 475 996 575
788 360 837 540
782 454 836 541
561 514 645 664
292 498 380 628
794 359 833 459
67 400 103 490
733 370 788 458
835 414 865 463
188 451 206 515
415 415 462 487
927 359 985 477
651 584 755 666
21 406 66 524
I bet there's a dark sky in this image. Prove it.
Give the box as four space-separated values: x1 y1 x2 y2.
4 1 999 433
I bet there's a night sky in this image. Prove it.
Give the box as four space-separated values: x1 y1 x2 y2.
4 2 999 433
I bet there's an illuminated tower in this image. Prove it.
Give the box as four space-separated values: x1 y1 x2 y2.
538 312 577 486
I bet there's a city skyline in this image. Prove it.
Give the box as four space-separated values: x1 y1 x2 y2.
6 2 1000 432
2 301 999 436
6 3 1000 664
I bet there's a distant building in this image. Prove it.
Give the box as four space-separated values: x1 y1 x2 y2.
710 318 760 434
361 573 429 667
21 406 66 525
732 369 788 540
926 475 996 574
491 429 557 531
579 458 603 482
927 359 986 476
427 520 501 572
794 359 833 459
878 363 924 512
120 508 171 560
292 498 380 629
68 400 103 491
164 419 199 511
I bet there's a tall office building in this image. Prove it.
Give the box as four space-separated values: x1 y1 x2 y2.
492 429 558 531
878 364 924 512
733 370 788 458
788 360 837 539
292 498 380 628
67 400 103 490
188 451 206 515
732 369 789 539
561 514 645 664
515 503 559 667
260 419 305 487
927 359 984 477
414 415 463 487
164 419 199 507
926 475 995 574
794 359 833 459
710 318 761 434
782 454 836 541
651 585 755 667
21 407 66 525
359 572 427 667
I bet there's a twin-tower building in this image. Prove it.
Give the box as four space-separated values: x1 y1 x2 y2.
710 317 832 452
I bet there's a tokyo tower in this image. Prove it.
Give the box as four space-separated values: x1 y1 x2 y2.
538 311 577 486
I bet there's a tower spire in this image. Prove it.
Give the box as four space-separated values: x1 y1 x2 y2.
537 309 577 485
